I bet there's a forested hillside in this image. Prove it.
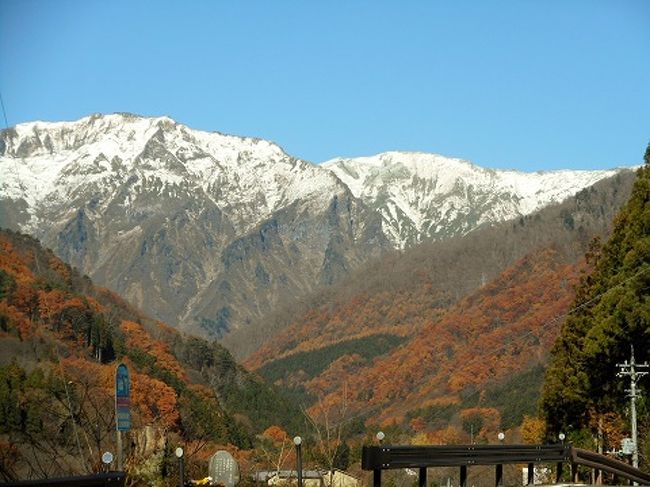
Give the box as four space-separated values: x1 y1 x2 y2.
313 247 582 430
541 146 650 466
245 171 636 441
0 229 301 482
247 172 634 365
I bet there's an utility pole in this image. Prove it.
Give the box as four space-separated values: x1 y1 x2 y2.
617 346 649 471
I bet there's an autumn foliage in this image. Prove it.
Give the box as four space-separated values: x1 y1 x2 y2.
0 229 270 481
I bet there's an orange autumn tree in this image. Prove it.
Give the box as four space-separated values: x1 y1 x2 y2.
60 357 116 466
257 425 292 473
412 426 463 445
130 370 180 430
120 320 186 380
521 416 546 444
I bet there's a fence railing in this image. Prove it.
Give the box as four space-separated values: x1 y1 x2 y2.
361 444 650 486
3 471 126 487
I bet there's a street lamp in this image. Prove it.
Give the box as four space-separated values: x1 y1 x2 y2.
496 433 506 487
293 436 303 487
101 451 114 472
175 447 184 487
558 433 566 443
376 431 385 444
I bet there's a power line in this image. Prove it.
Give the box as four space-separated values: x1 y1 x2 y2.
0 90 9 128
0 91 29 195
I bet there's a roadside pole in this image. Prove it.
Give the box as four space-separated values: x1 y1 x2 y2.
115 363 131 471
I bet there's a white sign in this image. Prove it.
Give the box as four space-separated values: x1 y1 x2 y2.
622 438 635 455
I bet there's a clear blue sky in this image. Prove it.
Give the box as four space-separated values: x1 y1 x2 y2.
1 1 649 171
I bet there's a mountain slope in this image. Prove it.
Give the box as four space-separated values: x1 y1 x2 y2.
0 228 301 481
246 171 636 366
324 152 621 248
246 171 636 429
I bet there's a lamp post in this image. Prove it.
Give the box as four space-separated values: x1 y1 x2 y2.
496 433 505 487
374 432 385 487
555 432 567 483
175 447 184 487
101 451 114 472
293 436 303 487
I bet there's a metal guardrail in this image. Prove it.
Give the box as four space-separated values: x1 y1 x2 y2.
362 444 650 486
2 471 126 487
362 444 571 469
572 447 650 484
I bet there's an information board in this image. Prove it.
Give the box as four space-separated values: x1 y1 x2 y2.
115 363 131 432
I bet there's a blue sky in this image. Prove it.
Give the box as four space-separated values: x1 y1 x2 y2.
1 1 648 171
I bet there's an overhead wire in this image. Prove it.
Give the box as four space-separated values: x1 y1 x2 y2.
0 89 28 195
0 89 8 128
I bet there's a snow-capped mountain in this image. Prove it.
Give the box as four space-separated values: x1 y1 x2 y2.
1 113 342 234
324 152 620 248
0 113 387 340
0 113 627 349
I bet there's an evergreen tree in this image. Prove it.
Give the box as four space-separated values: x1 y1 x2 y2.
541 143 650 442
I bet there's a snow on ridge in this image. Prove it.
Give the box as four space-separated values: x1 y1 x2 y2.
324 151 628 248
0 114 342 233
1 116 631 249
325 150 621 200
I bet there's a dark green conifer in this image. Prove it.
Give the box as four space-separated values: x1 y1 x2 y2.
541 144 650 440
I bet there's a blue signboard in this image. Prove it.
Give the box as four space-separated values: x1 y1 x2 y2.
115 363 131 432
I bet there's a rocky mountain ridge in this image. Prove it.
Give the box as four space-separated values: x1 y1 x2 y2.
0 113 386 340
324 152 621 248
0 113 629 347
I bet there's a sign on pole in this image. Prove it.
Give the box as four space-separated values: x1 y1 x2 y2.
115 363 131 432
209 450 240 487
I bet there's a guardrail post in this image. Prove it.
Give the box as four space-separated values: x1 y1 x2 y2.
459 465 467 487
555 462 563 483
373 468 381 487
571 463 579 483
527 463 534 485
418 467 426 487
495 464 503 487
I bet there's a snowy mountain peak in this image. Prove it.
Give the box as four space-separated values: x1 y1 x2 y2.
324 151 622 248
1 115 628 251
2 112 288 162
0 114 341 233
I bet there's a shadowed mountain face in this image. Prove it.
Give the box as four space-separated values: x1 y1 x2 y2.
0 113 628 351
